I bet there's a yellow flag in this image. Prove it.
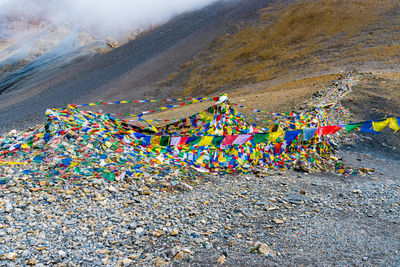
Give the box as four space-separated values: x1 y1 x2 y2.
196 155 204 163
105 141 112 148
218 154 226 162
199 110 206 119
198 136 213 146
21 143 29 149
150 124 159 132
372 119 390 132
388 117 400 132
71 162 79 167
269 131 283 143
150 136 161 145
250 152 255 160
0 161 27 165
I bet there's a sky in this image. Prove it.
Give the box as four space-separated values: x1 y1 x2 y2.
0 0 220 37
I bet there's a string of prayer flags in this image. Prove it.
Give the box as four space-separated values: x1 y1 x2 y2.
73 96 219 108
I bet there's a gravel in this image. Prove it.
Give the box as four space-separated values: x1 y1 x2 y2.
0 150 399 266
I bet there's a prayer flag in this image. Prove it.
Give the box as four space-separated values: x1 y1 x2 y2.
284 130 301 143
317 125 342 136
170 137 181 146
222 135 239 146
178 137 190 145
253 133 268 144
198 136 213 146
269 131 283 143
160 136 170 146
372 119 390 132
360 121 380 134
388 117 400 132
232 134 252 145
302 128 317 141
211 136 225 147
150 136 161 145
345 123 361 133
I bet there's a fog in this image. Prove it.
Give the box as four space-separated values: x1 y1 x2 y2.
0 0 220 38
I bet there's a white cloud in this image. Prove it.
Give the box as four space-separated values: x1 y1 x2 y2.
0 0 220 37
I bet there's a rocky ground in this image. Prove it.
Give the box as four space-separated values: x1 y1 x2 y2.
342 72 400 160
0 149 399 266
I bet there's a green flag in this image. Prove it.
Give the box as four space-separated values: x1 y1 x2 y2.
345 123 362 133
253 133 268 144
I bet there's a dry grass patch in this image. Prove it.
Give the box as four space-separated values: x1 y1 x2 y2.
163 0 399 96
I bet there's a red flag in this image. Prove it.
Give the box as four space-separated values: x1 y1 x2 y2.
274 143 282 154
178 137 189 145
222 135 239 146
317 125 342 136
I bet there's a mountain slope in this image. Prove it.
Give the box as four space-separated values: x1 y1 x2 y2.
0 19 125 94
166 0 400 95
0 0 399 133
0 0 278 132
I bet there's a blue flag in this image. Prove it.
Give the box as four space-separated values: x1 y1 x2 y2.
360 121 380 134
284 130 301 143
302 128 318 141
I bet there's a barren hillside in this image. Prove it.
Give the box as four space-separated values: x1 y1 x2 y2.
0 0 399 133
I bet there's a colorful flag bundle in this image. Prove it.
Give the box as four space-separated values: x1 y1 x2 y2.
0 92 398 189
